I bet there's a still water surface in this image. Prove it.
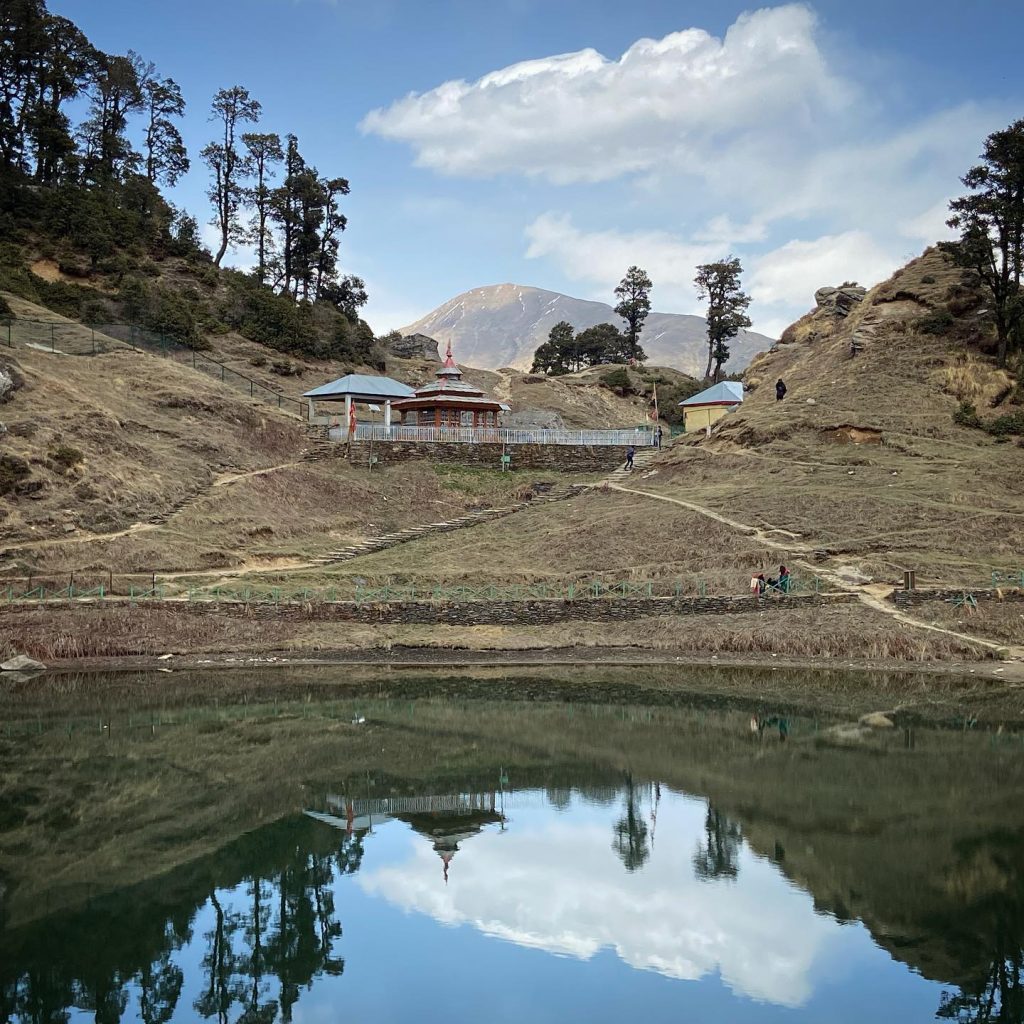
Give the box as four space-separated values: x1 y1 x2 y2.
1 667 1022 1022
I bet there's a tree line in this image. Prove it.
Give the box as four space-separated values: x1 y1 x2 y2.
531 263 752 382
0 0 370 359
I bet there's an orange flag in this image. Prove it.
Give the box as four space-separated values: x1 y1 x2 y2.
348 402 357 437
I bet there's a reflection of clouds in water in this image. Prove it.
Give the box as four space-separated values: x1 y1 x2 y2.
359 792 837 1008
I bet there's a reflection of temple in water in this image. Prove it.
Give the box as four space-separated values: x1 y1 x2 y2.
306 792 506 883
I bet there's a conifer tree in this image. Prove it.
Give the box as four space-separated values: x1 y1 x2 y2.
201 85 260 266
695 256 752 380
140 65 188 187
242 131 283 285
614 266 653 362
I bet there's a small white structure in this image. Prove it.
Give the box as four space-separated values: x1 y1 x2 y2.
303 373 415 432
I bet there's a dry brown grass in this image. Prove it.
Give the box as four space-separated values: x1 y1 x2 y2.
0 599 989 664
286 605 988 662
274 486 780 591
1 603 296 658
911 596 1024 646
938 354 1016 408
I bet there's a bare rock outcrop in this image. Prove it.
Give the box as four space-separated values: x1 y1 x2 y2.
814 284 867 318
389 333 440 361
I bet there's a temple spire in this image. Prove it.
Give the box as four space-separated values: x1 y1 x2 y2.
437 340 462 381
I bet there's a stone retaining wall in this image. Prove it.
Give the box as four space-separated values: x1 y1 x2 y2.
5 593 853 627
306 432 633 472
889 588 1024 609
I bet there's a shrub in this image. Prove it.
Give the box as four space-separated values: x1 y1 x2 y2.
601 367 632 395
0 454 30 496
250 355 268 367
50 444 84 470
921 275 937 284
987 410 1024 436
917 309 955 335
953 401 983 429
271 360 299 376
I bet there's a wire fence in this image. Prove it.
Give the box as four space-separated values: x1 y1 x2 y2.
991 571 1024 588
1 574 830 605
3 568 1019 606
1 317 305 416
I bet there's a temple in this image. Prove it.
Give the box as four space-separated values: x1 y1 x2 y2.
390 342 506 430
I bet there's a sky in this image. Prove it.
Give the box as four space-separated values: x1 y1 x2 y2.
52 0 1024 338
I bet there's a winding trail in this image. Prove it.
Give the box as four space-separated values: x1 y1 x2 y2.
603 481 1024 660
2 459 308 557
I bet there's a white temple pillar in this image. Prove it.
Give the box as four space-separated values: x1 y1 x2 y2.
384 399 392 433
344 395 352 436
307 398 315 423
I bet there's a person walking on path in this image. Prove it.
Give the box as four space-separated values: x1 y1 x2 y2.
625 445 635 470
775 379 788 401
656 426 664 449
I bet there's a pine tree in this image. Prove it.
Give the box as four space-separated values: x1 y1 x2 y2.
944 118 1024 366
201 85 260 266
79 51 144 184
140 65 188 187
694 256 752 380
242 131 283 285
614 266 653 362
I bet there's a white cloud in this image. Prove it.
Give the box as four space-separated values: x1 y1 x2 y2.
524 212 719 312
361 5 851 185
749 230 900 309
899 198 958 244
359 792 842 1007
359 6 1005 336
523 216 905 334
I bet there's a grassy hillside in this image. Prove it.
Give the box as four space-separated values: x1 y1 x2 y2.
3 245 1023 664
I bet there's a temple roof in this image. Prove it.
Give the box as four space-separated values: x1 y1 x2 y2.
303 373 415 401
392 341 504 410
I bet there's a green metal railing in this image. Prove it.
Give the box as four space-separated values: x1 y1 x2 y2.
2 574 829 605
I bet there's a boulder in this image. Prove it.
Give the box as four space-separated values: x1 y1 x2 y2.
814 285 867 318
858 711 895 729
389 333 440 361
0 366 14 403
1 653 46 672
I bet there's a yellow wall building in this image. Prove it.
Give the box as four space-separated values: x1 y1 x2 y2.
680 381 745 433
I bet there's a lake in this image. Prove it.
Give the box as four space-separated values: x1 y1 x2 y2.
1 665 1022 1023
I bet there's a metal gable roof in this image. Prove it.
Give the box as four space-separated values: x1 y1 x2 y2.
302 373 416 400
678 380 745 407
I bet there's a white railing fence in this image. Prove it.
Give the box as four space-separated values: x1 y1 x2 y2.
326 423 656 446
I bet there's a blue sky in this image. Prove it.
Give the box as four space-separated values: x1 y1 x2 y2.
53 0 1024 337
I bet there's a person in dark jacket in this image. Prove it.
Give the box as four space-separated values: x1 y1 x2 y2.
625 445 635 470
776 379 787 401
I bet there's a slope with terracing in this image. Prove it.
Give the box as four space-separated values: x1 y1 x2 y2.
3 247 1023 670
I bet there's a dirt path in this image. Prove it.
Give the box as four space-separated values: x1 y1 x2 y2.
604 481 1024 660
212 461 305 487
490 367 515 404
0 521 159 555
2 460 308 559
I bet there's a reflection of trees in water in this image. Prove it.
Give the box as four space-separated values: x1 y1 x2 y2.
0 818 359 1024
612 775 651 873
693 804 742 882
935 832 1024 1023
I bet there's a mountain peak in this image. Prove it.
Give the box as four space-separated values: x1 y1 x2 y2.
399 284 774 375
